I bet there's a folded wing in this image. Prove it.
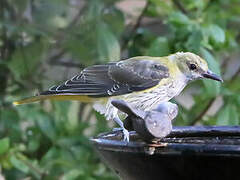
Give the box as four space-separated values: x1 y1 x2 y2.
41 57 169 98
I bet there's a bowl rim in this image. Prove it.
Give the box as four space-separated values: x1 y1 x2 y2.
91 126 240 157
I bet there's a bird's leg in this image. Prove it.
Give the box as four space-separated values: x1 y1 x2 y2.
111 105 129 142
113 115 130 142
105 100 130 142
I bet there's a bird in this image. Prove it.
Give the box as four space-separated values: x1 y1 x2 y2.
111 100 178 141
13 52 223 141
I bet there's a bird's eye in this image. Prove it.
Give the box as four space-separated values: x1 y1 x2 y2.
154 64 161 70
189 63 197 70
154 64 164 71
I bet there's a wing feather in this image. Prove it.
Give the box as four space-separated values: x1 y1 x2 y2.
40 58 169 97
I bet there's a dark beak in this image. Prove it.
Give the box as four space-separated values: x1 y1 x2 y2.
202 70 223 82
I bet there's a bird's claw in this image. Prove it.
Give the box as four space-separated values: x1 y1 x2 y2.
122 128 130 142
113 128 122 131
113 127 130 142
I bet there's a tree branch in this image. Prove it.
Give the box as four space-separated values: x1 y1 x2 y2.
190 98 215 125
47 4 87 67
17 156 47 179
172 0 188 15
121 1 150 51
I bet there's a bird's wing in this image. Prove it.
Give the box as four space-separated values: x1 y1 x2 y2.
41 57 169 97
111 99 146 119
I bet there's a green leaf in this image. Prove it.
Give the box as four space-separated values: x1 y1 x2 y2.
8 41 47 80
208 24 225 43
146 37 170 56
35 112 57 141
168 12 190 26
185 30 203 52
32 0 69 30
94 111 110 134
200 48 221 97
10 0 28 15
86 0 104 20
0 138 10 155
97 23 120 62
216 105 230 125
229 105 239 125
1 108 19 122
10 155 29 173
27 140 40 152
186 0 205 10
216 104 239 125
62 169 82 180
103 7 125 38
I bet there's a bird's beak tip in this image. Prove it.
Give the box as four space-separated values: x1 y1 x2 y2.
202 70 223 82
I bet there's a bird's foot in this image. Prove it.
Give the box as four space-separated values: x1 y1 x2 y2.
113 127 130 142
122 128 130 142
113 127 122 131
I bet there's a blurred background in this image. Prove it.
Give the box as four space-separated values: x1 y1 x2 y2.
0 0 240 179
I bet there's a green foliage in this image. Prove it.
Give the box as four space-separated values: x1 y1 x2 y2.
200 48 221 97
0 138 9 155
0 0 240 179
97 22 120 62
146 37 170 56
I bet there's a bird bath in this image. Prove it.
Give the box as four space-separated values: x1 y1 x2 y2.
91 126 240 180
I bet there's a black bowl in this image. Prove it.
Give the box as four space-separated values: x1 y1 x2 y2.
91 126 240 180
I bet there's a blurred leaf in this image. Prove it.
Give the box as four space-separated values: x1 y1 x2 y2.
148 0 173 15
0 138 10 155
186 0 205 10
216 105 230 125
65 26 98 65
229 104 239 125
86 0 104 20
8 41 47 80
10 155 29 173
94 112 110 134
35 111 57 141
216 104 239 125
169 12 190 26
0 108 22 142
146 37 170 56
208 24 225 43
103 7 125 37
1 108 19 122
56 136 90 148
62 169 82 180
97 23 120 62
52 101 70 123
32 0 69 30
129 28 156 57
10 0 28 15
200 48 221 97
27 139 40 152
185 30 202 52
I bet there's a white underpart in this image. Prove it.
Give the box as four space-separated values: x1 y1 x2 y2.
92 103 106 115
123 75 187 111
93 75 188 121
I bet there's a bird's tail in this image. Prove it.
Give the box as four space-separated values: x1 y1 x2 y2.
13 95 97 105
13 95 49 105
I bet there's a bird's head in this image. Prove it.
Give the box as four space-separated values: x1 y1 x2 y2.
173 52 223 82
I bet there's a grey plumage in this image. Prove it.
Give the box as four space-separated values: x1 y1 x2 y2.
41 58 169 97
